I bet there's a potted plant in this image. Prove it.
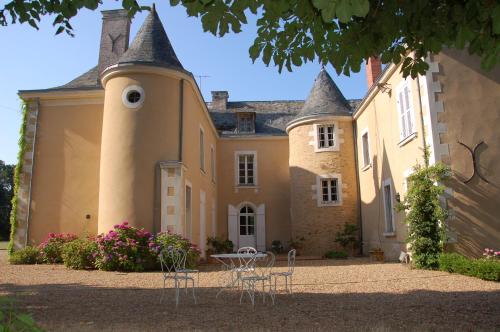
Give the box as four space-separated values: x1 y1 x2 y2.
271 240 284 254
288 236 305 256
334 223 359 257
369 247 385 262
206 237 234 263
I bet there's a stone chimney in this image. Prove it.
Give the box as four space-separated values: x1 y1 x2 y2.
211 91 229 110
98 9 131 75
366 56 382 88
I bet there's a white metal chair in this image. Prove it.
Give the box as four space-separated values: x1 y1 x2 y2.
240 251 275 306
234 247 257 287
159 247 198 307
271 249 296 294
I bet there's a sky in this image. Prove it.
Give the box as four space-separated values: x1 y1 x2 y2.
0 1 369 165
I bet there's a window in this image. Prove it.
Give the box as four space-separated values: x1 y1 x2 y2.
199 128 205 171
121 85 145 109
361 130 370 168
317 124 335 149
397 80 415 140
383 179 395 234
239 205 255 236
237 113 255 133
320 178 339 204
235 151 257 186
210 145 215 182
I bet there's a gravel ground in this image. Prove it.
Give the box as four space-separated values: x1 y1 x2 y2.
1 251 499 331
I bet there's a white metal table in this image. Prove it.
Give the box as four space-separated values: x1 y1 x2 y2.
211 253 267 298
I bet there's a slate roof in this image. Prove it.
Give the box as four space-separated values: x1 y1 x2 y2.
287 68 352 128
117 5 184 71
208 99 361 136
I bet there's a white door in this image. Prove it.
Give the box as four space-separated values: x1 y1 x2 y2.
199 191 206 258
238 205 256 249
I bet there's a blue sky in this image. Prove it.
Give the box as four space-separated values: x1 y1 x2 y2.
0 1 368 165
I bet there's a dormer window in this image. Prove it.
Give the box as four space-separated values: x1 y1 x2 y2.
237 112 255 134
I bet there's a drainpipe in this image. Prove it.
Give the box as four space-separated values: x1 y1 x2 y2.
179 79 184 162
352 120 364 255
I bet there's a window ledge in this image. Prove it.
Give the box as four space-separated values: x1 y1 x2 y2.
235 185 259 189
314 146 339 153
398 132 418 147
361 164 372 172
383 232 396 237
317 201 342 207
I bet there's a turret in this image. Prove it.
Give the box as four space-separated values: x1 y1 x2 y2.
286 69 359 256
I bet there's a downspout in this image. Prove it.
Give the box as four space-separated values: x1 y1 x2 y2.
179 79 184 162
25 98 40 246
352 120 364 255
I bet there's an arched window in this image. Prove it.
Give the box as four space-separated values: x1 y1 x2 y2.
239 205 255 236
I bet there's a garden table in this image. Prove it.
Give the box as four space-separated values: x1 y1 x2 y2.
211 252 267 298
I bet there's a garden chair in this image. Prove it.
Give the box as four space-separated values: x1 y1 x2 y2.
159 247 198 307
270 249 296 294
240 251 276 306
234 247 258 287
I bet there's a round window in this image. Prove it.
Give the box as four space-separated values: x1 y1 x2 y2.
122 85 145 109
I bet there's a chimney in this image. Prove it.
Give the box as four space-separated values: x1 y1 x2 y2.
98 9 131 75
366 56 382 88
211 91 229 110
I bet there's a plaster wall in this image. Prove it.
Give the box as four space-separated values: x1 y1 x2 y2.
435 49 500 257
28 101 103 244
288 119 358 256
216 137 291 249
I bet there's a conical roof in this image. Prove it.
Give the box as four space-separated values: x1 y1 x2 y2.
117 5 183 70
288 68 352 128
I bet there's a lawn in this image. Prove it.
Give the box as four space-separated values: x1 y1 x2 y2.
1 251 499 331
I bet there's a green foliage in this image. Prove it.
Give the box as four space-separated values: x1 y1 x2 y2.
0 161 14 241
156 233 201 269
397 154 451 269
439 253 500 282
38 233 78 264
325 250 348 259
8 101 28 255
334 223 358 250
206 236 234 254
61 238 98 270
0 297 43 332
170 0 499 77
8 246 41 265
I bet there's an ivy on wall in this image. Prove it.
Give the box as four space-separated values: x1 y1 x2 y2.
397 149 451 269
8 101 28 254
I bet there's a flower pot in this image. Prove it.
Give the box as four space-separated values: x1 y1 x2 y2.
369 250 384 262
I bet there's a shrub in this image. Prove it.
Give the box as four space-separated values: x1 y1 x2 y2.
325 250 348 259
482 248 500 259
94 222 156 272
39 233 78 264
155 232 200 269
334 223 359 254
439 253 500 282
0 296 43 332
8 246 40 264
61 238 98 270
207 236 234 254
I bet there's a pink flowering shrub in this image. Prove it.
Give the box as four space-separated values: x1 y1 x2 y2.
154 232 201 269
39 233 78 263
94 222 156 272
483 248 500 259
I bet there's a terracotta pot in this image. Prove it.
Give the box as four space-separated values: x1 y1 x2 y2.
369 250 384 262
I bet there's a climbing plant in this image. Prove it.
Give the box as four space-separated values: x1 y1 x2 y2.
397 150 451 269
8 101 28 254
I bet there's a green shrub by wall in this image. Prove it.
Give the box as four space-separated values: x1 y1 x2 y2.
8 246 40 265
439 253 500 282
8 101 28 255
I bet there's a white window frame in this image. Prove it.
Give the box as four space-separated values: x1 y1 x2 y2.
199 125 205 172
313 123 339 152
360 127 371 169
382 178 396 236
396 78 416 142
210 144 216 183
234 151 258 187
316 174 342 207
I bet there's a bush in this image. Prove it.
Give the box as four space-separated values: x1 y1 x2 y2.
207 236 234 254
325 250 348 259
39 233 78 264
155 232 200 269
94 222 157 272
439 253 500 281
8 246 40 264
62 238 98 270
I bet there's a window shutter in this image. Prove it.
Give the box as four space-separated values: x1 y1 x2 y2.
228 205 238 250
256 204 266 251
404 83 414 134
397 88 407 139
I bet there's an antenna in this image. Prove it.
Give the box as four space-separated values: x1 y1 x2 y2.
195 74 211 91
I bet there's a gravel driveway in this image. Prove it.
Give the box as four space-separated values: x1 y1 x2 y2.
1 251 499 331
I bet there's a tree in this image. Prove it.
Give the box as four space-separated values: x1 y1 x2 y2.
1 1 498 77
0 161 15 241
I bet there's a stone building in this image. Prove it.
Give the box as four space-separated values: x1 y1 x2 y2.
12 8 500 259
